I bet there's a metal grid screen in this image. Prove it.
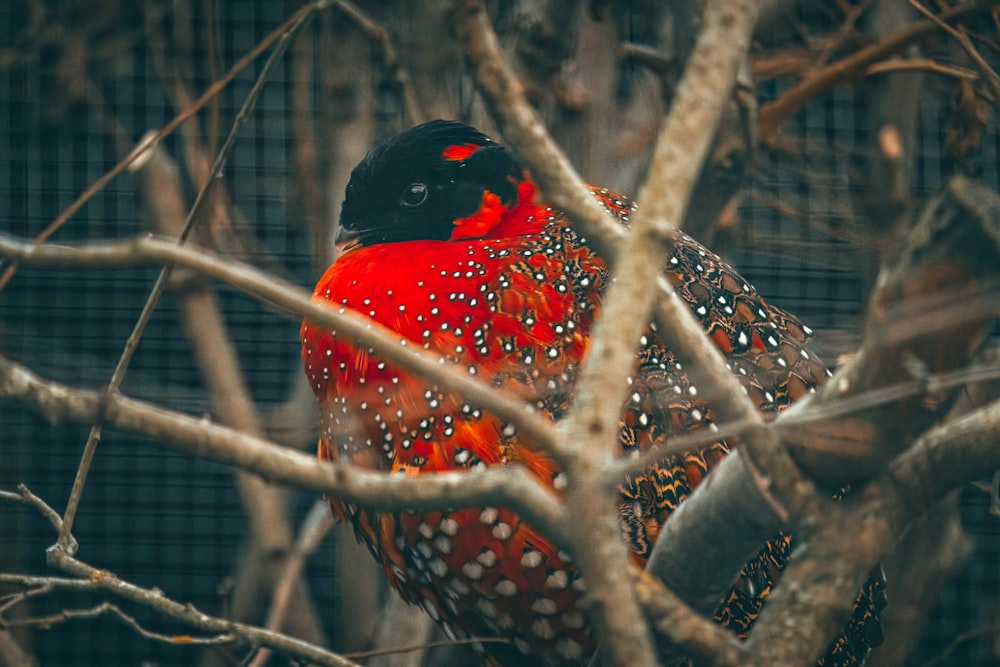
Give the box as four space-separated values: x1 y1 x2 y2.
1 2 997 666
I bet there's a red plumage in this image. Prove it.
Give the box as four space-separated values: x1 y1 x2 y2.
301 120 884 666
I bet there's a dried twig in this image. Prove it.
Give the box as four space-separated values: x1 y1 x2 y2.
0 487 360 667
0 359 566 543
2 598 236 647
758 1 989 143
908 0 1000 101
246 500 334 667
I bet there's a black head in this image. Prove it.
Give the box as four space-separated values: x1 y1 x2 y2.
336 120 524 250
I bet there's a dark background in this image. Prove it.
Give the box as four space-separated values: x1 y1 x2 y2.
1 1 998 665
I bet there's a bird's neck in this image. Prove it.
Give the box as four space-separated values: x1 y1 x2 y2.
448 179 544 242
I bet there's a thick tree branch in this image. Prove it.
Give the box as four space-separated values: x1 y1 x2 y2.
562 3 761 664
782 176 1000 484
647 174 1000 636
634 571 749 667
746 397 1000 666
449 3 810 664
452 2 765 665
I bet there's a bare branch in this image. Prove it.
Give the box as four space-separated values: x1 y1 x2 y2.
0 232 559 460
782 176 1000 484
908 0 1000 101
0 490 361 667
135 143 326 651
758 1 991 144
645 175 1000 630
634 571 748 667
0 0 325 292
3 599 236 647
745 397 1000 665
560 2 762 664
0 629 35 667
452 1 766 665
0 357 567 544
246 500 333 667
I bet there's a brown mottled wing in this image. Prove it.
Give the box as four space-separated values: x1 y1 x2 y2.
591 189 884 666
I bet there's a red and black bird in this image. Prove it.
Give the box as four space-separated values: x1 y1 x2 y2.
301 120 884 666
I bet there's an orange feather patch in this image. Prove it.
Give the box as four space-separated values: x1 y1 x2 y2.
449 190 507 241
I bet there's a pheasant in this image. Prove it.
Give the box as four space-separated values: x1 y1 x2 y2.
300 120 884 666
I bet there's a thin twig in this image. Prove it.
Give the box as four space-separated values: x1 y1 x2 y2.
56 3 319 548
866 57 979 80
2 600 236 647
0 488 361 667
0 0 321 292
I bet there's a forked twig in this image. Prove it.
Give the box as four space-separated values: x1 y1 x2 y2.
0 487 360 667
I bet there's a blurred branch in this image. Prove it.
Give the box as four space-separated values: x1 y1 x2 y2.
0 487 360 667
867 498 972 667
331 0 427 125
134 145 327 654
246 500 334 667
0 0 326 292
908 0 1000 101
782 176 1000 484
0 629 34 667
745 397 1000 665
758 1 991 144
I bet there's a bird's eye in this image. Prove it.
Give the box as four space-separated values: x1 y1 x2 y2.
401 183 428 208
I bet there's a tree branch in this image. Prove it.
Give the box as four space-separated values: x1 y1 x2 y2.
0 232 559 462
0 488 360 667
758 1 990 144
746 397 1000 665
0 357 567 545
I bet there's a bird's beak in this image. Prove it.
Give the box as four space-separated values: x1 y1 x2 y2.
335 225 364 253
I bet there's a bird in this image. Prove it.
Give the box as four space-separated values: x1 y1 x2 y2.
300 120 884 666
